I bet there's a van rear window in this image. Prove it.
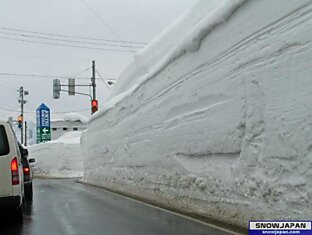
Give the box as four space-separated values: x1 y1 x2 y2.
0 125 10 156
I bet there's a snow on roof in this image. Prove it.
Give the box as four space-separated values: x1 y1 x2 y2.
52 113 89 124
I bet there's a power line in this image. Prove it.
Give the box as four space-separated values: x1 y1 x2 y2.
0 108 29 113
79 0 135 53
0 107 92 114
70 67 92 78
0 53 92 61
61 67 91 83
0 72 90 80
0 80 17 91
0 36 136 53
0 31 144 49
96 70 115 91
0 26 147 45
0 72 116 80
1 84 16 92
0 92 16 101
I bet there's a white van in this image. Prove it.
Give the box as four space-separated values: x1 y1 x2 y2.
0 120 25 220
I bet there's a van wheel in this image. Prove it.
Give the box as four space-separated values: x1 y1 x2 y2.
16 198 25 223
25 183 33 200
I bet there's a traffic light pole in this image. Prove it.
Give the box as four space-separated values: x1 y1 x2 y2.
92 60 96 101
20 86 24 144
90 61 98 115
53 60 98 115
18 86 28 145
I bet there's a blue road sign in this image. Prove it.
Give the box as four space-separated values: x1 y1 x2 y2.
36 103 51 143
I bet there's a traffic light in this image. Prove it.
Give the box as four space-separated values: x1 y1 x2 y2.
17 115 23 129
91 99 98 114
53 79 61 99
68 78 75 96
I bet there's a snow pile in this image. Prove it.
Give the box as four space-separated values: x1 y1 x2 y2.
29 131 84 178
83 0 312 228
52 113 88 124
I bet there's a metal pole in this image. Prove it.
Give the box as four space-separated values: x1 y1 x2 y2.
92 60 96 100
24 121 27 146
20 86 24 145
91 60 97 115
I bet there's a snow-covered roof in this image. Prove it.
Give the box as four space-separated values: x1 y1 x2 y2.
52 113 88 124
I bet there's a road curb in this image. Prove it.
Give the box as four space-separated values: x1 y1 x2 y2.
77 179 248 235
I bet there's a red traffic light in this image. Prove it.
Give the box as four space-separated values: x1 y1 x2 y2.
91 99 98 114
91 99 98 107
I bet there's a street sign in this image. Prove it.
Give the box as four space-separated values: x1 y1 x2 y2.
36 103 51 143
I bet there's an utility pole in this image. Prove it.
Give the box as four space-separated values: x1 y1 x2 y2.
18 86 28 145
92 60 96 100
19 86 24 144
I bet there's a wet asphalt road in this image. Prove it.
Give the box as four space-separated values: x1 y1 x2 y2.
0 179 239 235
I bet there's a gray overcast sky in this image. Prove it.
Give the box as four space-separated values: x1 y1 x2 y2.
0 0 195 120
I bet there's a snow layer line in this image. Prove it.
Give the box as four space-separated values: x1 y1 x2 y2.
90 0 246 122
83 0 312 228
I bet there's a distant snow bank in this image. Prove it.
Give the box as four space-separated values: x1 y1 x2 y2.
29 131 83 178
83 0 312 228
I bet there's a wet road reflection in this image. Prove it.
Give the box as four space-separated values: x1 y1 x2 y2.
0 198 32 235
0 179 243 235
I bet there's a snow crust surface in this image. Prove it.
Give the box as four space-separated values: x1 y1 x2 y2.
83 0 312 227
29 131 83 178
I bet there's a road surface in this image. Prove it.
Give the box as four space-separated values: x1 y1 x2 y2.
0 179 241 235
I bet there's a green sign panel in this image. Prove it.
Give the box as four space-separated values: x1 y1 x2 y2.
36 127 51 143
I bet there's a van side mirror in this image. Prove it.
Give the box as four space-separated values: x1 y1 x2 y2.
29 158 35 163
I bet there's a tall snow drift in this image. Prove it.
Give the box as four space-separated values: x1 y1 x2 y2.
30 131 84 178
83 0 312 227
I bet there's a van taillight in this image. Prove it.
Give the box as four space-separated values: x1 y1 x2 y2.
11 157 19 185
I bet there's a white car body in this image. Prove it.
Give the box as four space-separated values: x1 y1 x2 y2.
0 120 25 217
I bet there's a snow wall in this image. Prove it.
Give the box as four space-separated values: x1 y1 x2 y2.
30 131 84 178
82 0 312 227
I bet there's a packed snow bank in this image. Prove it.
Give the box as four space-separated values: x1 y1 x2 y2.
29 131 83 178
83 0 312 228
109 0 245 97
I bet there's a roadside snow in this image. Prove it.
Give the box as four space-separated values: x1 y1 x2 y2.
29 131 83 178
83 0 312 228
